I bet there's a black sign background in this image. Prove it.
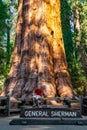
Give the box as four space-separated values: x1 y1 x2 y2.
20 108 81 118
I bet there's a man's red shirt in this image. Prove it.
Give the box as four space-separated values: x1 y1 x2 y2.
35 88 42 96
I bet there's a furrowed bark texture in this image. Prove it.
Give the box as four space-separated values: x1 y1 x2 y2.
1 0 74 102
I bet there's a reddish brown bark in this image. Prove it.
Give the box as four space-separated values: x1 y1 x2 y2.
1 0 74 104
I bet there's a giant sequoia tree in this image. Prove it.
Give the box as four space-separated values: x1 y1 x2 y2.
1 0 74 104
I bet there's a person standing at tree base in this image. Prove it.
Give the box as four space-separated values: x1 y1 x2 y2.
33 86 43 107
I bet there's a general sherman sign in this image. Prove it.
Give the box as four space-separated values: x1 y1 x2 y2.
20 108 81 118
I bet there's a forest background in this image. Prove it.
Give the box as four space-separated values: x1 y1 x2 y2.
0 0 87 95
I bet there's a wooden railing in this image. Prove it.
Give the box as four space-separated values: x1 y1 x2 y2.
82 96 87 115
0 95 87 116
0 95 10 116
0 95 21 116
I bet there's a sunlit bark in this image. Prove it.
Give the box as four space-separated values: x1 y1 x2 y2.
1 0 74 104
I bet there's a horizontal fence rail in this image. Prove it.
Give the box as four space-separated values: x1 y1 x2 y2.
0 95 87 117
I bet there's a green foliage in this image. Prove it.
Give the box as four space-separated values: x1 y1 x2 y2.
0 0 18 93
60 0 74 62
0 0 87 95
0 75 6 94
0 0 8 92
80 1 87 53
73 0 87 94
61 0 87 95
0 0 8 41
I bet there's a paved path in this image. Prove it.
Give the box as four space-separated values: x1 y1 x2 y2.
0 116 87 130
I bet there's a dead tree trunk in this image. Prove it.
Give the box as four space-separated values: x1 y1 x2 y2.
1 0 74 103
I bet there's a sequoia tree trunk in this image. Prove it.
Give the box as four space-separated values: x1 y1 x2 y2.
1 0 74 103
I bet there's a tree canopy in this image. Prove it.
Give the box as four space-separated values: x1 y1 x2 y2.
0 0 87 95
